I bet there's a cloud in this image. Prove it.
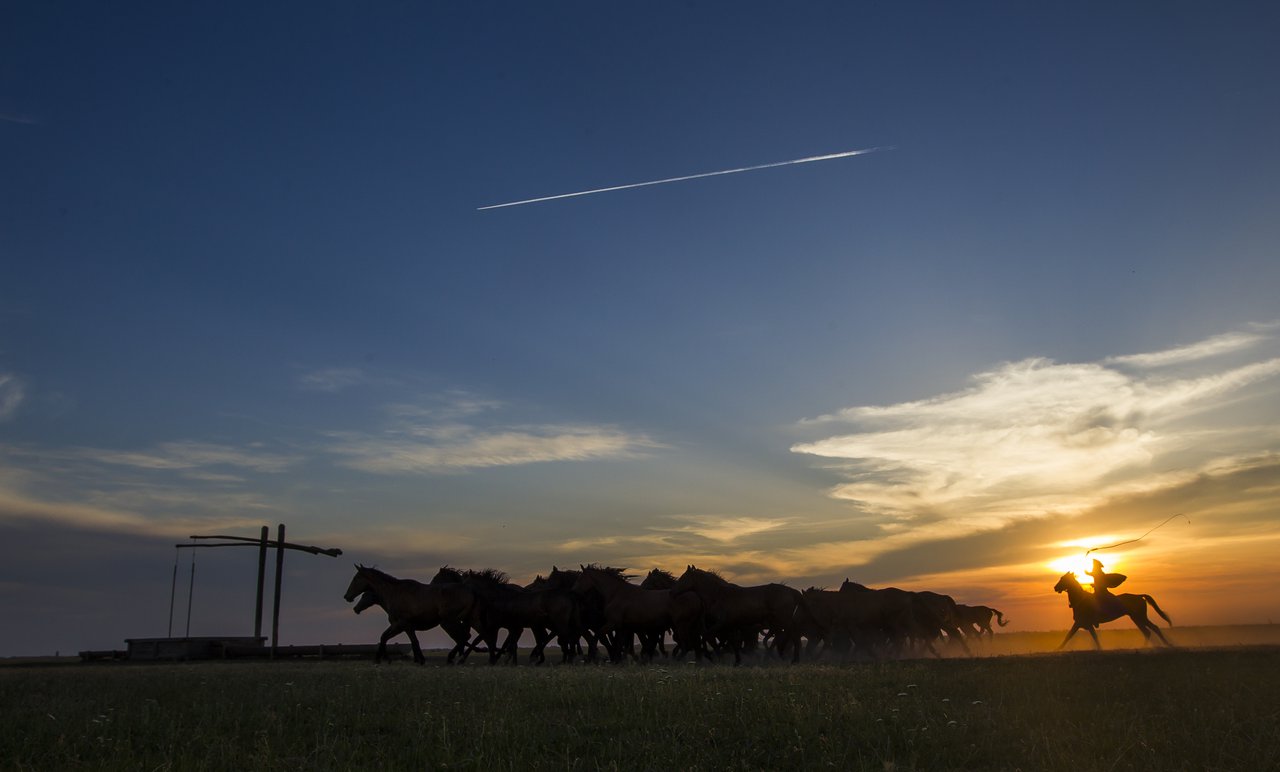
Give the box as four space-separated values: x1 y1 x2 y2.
297 367 369 393
0 487 264 535
83 441 299 474
322 392 662 474
660 515 792 543
1104 331 1266 368
793 325 1280 540
0 374 23 420
328 424 660 474
0 112 40 125
0 440 299 535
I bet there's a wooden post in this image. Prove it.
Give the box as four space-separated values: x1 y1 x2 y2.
167 555 178 637
253 525 268 639
185 551 196 637
271 523 285 658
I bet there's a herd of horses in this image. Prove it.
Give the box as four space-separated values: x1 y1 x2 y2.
341 563 1019 665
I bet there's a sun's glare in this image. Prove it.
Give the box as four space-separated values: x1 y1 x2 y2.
1048 550 1129 582
1048 554 1094 581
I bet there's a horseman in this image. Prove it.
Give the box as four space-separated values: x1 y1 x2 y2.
1087 559 1127 616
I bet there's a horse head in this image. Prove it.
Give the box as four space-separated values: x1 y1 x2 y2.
641 567 677 590
352 589 381 615
343 564 372 603
545 565 578 591
1053 571 1080 594
431 565 464 585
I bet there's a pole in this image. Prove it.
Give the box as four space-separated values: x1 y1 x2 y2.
271 523 285 658
253 525 268 639
185 548 196 638
168 550 178 637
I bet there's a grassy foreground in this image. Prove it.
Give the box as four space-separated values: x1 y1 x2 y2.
2 648 1278 771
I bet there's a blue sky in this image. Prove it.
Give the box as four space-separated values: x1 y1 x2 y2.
3 3 1279 655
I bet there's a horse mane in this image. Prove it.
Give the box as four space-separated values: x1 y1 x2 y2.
464 567 510 586
582 563 633 581
356 564 399 583
434 565 464 582
642 568 677 587
689 566 731 585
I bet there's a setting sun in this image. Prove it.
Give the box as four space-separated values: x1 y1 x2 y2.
1047 552 1128 584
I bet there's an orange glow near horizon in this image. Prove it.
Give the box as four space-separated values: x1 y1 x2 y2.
1046 552 1129 585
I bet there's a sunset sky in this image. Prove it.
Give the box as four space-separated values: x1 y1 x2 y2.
3 4 1279 656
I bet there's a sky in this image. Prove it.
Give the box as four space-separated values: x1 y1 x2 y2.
2 3 1279 656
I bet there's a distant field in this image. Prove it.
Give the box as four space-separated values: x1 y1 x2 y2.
3 642 1279 770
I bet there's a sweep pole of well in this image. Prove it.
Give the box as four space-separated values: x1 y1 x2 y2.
270 523 285 659
253 525 268 639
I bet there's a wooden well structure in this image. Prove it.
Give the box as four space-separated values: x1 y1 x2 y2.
135 524 342 660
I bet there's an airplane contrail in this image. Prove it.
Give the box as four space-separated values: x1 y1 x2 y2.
477 145 892 211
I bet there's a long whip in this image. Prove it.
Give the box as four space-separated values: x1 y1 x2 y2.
1084 513 1190 556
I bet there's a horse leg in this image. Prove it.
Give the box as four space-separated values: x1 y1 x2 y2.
783 629 801 663
530 627 551 665
1057 624 1081 650
1139 616 1174 647
406 629 426 665
498 627 522 665
459 632 486 663
1086 625 1101 650
377 624 404 663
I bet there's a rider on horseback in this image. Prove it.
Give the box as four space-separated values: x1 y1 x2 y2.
1087 559 1127 617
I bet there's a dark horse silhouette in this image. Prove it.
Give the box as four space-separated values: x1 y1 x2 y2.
1053 571 1173 650
670 565 804 664
343 565 476 664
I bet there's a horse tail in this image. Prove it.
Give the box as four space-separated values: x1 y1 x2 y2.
1142 594 1173 626
993 609 1009 627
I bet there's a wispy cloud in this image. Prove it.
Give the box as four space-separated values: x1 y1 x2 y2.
0 436 301 536
84 441 299 474
297 367 370 393
1105 330 1266 368
0 112 40 126
329 423 660 474
651 515 793 544
321 392 660 474
0 374 22 421
0 487 266 535
793 326 1280 539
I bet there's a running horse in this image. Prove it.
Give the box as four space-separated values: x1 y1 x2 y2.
343 565 476 664
573 564 704 663
670 565 804 664
1053 571 1174 650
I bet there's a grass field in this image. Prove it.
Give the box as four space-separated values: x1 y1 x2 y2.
3 644 1279 771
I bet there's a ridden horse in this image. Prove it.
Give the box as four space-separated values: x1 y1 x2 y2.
343 565 476 664
670 565 803 664
1053 571 1173 650
573 565 704 663
955 604 1008 640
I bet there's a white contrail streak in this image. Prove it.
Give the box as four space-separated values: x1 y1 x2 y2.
477 146 892 211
